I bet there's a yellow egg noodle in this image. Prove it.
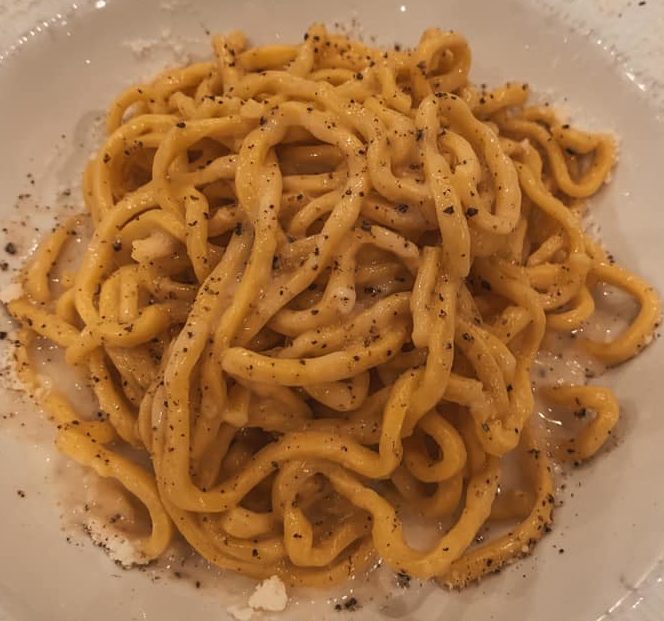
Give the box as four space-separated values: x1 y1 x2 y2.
6 25 661 589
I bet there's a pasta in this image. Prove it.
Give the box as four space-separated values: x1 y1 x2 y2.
5 24 661 591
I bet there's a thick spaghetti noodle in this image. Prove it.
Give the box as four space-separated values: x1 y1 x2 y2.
5 25 660 590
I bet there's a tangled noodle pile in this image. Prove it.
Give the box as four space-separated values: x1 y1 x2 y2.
6 24 660 589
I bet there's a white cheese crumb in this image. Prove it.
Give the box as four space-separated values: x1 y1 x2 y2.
332 286 356 313
226 605 254 621
0 333 23 392
247 575 289 612
222 404 249 428
0 282 23 304
121 26 190 64
131 230 178 263
226 575 289 620
121 37 159 58
85 518 147 568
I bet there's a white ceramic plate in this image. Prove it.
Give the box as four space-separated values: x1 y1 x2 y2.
1 1 664 620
